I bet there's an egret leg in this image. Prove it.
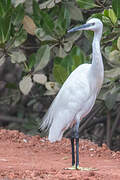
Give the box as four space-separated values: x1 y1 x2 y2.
76 138 79 169
74 122 97 171
74 121 80 169
71 138 75 166
65 123 79 170
65 123 97 170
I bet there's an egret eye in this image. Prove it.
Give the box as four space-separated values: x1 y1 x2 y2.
91 22 95 26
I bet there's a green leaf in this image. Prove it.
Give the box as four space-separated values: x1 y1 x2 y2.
59 45 67 58
91 13 103 21
64 7 71 29
65 31 82 43
71 46 85 70
35 28 56 41
102 16 113 26
108 9 117 24
54 7 69 36
61 55 73 75
28 53 36 70
63 41 73 53
34 45 50 73
70 46 83 57
76 0 97 9
112 0 120 19
53 46 86 84
12 4 24 26
104 9 117 25
0 0 12 17
40 11 54 35
33 0 41 25
14 29 27 47
0 15 12 44
53 57 69 84
67 3 83 21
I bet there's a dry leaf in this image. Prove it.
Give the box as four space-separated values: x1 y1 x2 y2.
19 75 33 95
10 50 26 63
39 0 61 9
45 81 60 91
33 74 47 85
22 15 36 35
117 37 120 50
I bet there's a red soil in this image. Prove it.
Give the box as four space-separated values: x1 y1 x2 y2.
0 129 120 179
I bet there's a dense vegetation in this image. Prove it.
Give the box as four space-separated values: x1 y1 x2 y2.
0 0 120 151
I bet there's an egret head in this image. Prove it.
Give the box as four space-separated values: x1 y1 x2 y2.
68 18 103 33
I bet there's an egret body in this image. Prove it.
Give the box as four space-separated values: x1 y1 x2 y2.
41 18 104 170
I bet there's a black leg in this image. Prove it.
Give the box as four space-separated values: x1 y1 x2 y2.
76 138 79 169
68 122 80 170
71 138 75 166
68 122 96 171
74 121 80 169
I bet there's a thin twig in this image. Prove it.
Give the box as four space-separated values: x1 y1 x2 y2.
96 0 105 8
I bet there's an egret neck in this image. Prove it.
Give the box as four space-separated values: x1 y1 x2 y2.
90 29 104 92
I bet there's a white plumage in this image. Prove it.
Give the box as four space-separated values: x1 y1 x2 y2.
41 18 104 144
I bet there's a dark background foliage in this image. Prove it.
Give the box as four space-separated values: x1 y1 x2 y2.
0 0 120 151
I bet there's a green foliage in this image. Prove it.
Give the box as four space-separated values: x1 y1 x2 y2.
112 0 120 19
76 0 97 9
13 29 27 47
33 0 83 60
34 45 51 73
0 14 11 45
0 0 119 115
0 0 12 17
53 46 87 84
66 2 83 21
12 4 24 26
0 1 25 46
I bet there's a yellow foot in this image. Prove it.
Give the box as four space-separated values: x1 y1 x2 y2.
64 165 98 171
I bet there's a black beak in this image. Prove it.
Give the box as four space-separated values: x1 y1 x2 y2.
68 23 95 33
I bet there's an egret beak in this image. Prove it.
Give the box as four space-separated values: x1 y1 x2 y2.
67 23 95 33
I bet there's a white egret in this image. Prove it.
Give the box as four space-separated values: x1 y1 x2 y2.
41 18 104 170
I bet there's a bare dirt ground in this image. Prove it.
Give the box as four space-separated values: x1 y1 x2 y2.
0 129 120 179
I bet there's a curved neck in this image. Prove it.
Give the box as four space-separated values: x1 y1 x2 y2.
90 30 104 91
92 31 102 68
91 30 103 70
